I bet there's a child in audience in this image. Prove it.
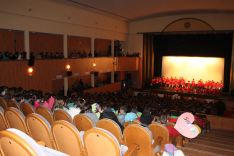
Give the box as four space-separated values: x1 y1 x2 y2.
124 106 138 123
140 107 154 127
159 110 168 125
98 103 124 131
118 105 127 126
81 104 99 125
42 94 55 110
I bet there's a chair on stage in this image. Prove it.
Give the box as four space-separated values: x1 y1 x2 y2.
53 109 72 123
96 118 124 144
0 106 8 130
35 106 54 125
0 128 68 156
20 102 35 116
6 100 20 109
25 113 56 149
4 107 29 135
124 124 157 156
149 123 170 151
73 114 94 131
0 97 7 109
52 120 85 156
84 127 136 156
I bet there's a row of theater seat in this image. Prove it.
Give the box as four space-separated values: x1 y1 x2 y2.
0 97 173 156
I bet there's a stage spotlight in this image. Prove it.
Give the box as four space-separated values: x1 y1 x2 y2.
65 64 72 76
27 67 33 76
66 64 71 70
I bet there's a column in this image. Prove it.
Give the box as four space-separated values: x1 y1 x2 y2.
24 30 30 59
111 40 115 83
91 38 95 57
91 74 95 87
64 77 68 96
63 34 68 58
111 40 115 56
230 34 234 91
63 34 68 95
91 37 95 87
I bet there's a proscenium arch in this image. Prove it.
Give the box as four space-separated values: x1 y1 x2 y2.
162 18 214 32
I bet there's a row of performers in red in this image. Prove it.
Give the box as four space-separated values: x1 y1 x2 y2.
151 77 223 95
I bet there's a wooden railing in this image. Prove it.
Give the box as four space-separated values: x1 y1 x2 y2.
83 82 122 94
207 115 234 131
0 57 139 93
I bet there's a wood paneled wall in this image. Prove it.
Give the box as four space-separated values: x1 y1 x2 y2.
84 82 121 94
29 32 63 53
0 57 139 93
117 57 139 71
68 35 91 54
95 72 111 84
0 29 24 52
207 115 234 132
95 39 111 56
68 75 91 88
52 75 92 94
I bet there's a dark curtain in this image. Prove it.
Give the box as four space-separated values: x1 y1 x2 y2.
142 34 155 87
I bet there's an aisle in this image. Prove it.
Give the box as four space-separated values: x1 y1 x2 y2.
180 129 234 156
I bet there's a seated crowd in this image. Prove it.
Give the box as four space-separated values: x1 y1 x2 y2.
0 51 27 60
0 85 225 155
32 51 64 59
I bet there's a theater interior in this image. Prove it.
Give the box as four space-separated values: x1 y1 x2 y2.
1 0 234 156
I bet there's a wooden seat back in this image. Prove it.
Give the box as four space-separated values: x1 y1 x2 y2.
53 109 72 123
73 114 94 131
52 120 85 156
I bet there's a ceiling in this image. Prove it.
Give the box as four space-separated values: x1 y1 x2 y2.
66 0 234 21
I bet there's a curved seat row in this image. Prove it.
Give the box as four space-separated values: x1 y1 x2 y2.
0 98 171 156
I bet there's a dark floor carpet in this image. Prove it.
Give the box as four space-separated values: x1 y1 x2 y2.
180 129 234 156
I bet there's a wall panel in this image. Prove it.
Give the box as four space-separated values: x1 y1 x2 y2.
84 82 121 94
0 57 138 92
0 29 24 53
95 39 111 56
29 32 63 53
68 35 91 56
